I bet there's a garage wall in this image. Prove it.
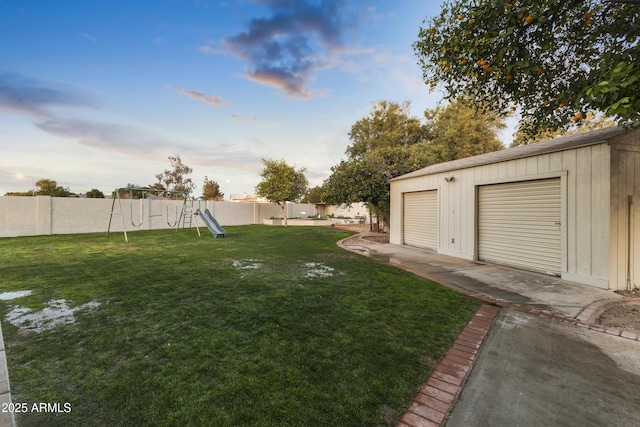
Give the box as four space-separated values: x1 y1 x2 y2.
390 142 611 288
610 132 640 290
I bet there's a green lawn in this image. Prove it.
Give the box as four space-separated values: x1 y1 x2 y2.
0 226 481 426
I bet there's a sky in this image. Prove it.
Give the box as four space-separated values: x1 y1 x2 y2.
0 0 514 198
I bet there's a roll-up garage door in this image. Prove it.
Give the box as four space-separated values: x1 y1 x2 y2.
403 190 438 250
478 179 561 275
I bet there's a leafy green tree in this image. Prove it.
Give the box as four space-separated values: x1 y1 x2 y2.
302 186 324 204
323 101 431 228
256 158 308 225
202 176 224 200
115 184 145 199
35 179 73 197
4 191 32 196
325 145 430 228
86 188 105 198
424 100 505 162
154 155 195 194
414 0 640 139
35 179 58 196
347 100 427 158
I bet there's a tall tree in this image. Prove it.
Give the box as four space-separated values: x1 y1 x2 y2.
202 176 224 200
323 101 430 229
154 155 195 194
324 144 430 228
424 100 505 163
414 0 640 139
347 100 427 157
255 158 308 225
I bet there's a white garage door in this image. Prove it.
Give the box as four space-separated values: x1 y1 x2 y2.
478 179 561 275
403 191 438 250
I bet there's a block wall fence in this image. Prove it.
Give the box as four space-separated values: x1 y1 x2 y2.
0 196 369 238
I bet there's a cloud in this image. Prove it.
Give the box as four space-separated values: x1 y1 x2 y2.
174 88 231 107
0 73 96 119
35 117 262 172
198 44 222 55
231 113 257 121
79 32 97 42
0 74 260 175
222 0 354 98
36 118 176 157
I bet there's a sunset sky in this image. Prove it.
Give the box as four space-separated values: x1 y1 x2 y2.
0 0 513 198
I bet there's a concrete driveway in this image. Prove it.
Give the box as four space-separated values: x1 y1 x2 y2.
338 236 640 427
447 309 640 427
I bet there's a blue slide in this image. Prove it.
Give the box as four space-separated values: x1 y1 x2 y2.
196 209 227 237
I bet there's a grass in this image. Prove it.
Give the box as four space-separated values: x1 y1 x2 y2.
0 226 482 426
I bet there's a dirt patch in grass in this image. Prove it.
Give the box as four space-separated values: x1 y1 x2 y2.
362 234 390 243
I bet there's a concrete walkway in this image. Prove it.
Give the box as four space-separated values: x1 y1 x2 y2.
0 322 15 427
338 235 640 427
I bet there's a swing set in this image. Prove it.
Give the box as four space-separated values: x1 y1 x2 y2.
107 187 197 242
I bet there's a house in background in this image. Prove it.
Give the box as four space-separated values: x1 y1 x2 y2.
389 126 640 290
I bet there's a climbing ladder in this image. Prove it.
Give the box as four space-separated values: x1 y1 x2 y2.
177 198 195 230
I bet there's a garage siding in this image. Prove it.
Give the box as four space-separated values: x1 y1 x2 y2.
403 191 438 250
478 179 561 275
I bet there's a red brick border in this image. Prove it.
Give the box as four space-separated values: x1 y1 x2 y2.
397 305 500 427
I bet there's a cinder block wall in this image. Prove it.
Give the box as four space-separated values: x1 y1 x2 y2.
0 197 319 238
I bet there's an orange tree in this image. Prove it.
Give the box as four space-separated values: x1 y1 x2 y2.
413 0 640 139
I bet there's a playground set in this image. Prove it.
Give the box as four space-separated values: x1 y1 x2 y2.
107 187 227 242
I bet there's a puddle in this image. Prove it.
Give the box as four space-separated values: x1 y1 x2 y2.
304 262 335 278
232 259 262 277
0 290 33 300
6 299 101 333
232 259 261 270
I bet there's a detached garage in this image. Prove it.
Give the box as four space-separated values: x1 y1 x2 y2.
389 127 640 290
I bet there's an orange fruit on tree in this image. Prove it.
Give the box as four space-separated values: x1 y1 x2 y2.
525 16 533 24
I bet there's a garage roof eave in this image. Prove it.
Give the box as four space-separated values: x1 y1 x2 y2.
391 126 627 182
